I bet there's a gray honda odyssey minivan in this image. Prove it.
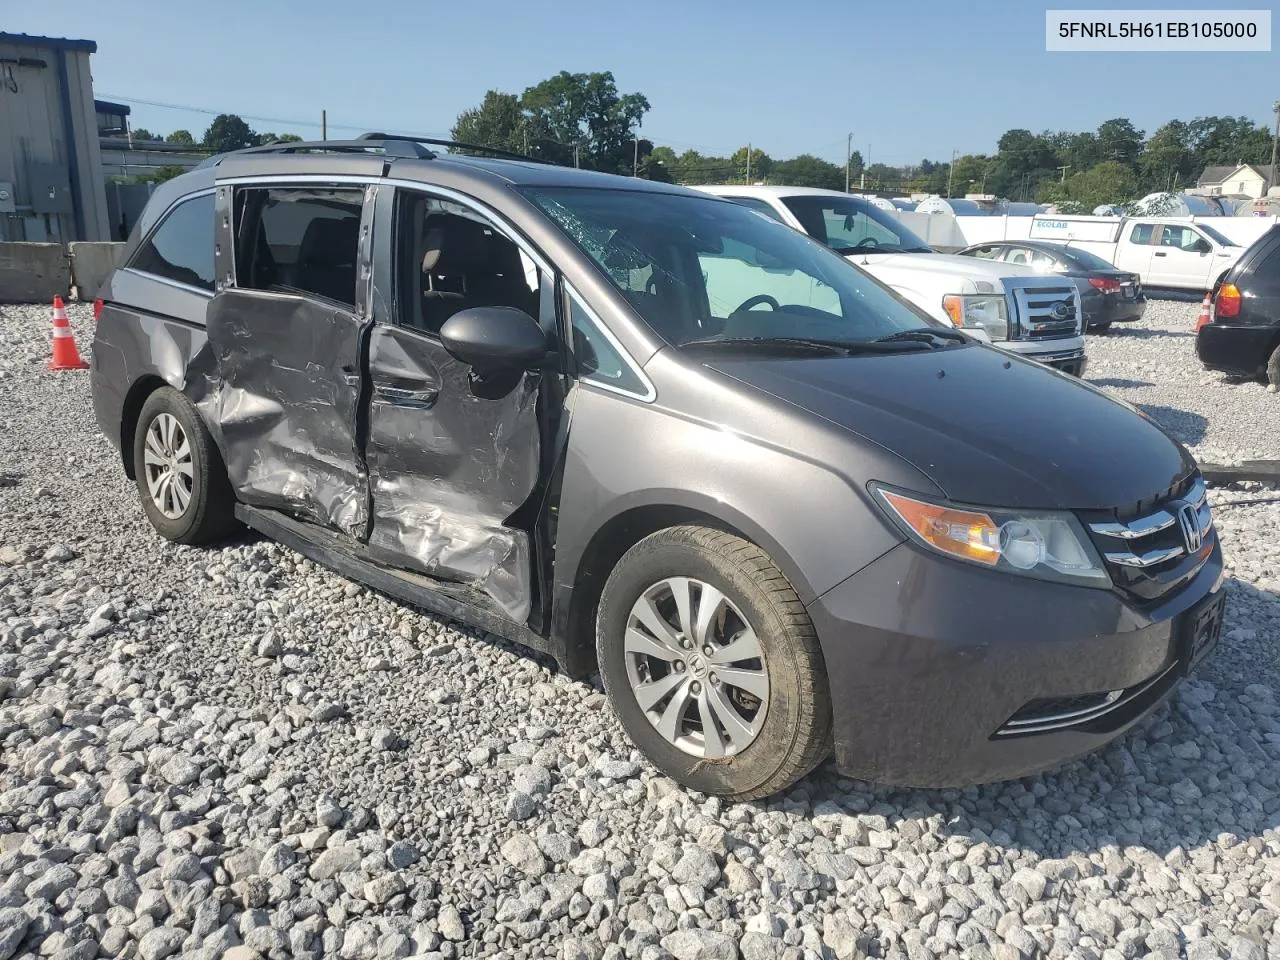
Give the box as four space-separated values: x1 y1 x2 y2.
91 136 1225 798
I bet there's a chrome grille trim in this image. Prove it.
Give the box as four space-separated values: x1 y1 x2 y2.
1088 476 1212 569
1005 281 1083 341
1103 545 1186 567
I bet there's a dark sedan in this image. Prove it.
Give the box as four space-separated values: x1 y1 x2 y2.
959 240 1146 333
1197 225 1280 384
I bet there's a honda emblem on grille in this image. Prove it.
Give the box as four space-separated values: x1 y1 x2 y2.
1176 502 1202 552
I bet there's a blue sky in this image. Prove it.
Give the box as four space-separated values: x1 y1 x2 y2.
12 0 1279 165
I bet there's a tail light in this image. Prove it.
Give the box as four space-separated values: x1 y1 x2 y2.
1214 283 1241 319
1088 277 1121 293
93 298 104 322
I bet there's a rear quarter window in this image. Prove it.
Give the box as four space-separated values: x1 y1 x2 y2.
129 193 215 292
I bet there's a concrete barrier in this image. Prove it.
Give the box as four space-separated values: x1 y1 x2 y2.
0 243 71 303
69 242 126 300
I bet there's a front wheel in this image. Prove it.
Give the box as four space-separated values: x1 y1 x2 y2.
132 387 239 544
596 526 831 800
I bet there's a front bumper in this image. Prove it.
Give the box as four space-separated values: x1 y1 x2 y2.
808 538 1224 787
1001 337 1088 376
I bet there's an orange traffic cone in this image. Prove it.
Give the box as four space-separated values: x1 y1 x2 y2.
1194 293 1212 332
48 296 89 371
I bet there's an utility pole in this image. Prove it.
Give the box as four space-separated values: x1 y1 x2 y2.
746 142 752 184
1058 165 1070 182
574 143 580 168
1270 99 1280 193
945 149 957 198
845 132 853 193
633 136 639 177
321 110 327 140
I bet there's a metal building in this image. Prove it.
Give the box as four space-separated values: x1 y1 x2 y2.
0 33 111 241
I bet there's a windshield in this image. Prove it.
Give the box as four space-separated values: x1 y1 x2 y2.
779 195 933 254
522 187 947 348
1196 223 1238 247
1060 245 1120 271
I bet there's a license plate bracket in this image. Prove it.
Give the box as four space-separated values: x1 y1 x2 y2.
1179 590 1225 672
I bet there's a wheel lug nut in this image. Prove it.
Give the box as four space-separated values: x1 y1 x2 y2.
703 646 714 657
710 674 719 685
674 661 685 672
690 681 701 694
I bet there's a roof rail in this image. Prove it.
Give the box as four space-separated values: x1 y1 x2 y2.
232 138 436 159
357 132 546 164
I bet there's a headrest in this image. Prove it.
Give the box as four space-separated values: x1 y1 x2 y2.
421 215 490 275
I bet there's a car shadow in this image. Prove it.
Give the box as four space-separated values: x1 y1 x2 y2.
1087 377 1155 389
1107 327 1195 339
1137 403 1208 446
792 575 1280 860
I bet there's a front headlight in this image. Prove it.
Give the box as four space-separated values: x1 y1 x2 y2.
942 294 1009 340
873 486 1110 588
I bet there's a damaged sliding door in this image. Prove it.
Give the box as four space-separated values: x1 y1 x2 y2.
363 187 558 623
203 182 376 536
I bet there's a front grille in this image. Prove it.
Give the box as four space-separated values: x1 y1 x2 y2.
1080 474 1215 603
1009 283 1081 340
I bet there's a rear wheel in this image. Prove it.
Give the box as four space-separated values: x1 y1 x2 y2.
596 525 831 800
133 387 239 544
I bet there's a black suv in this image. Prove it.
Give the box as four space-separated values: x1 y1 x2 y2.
1197 224 1280 383
91 136 1224 797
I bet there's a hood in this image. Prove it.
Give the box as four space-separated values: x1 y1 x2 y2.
848 251 1044 293
703 344 1194 511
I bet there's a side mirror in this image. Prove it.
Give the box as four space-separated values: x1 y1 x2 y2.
440 306 547 373
1193 238 1212 254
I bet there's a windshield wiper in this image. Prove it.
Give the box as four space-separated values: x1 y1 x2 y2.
680 336 934 355
872 327 968 347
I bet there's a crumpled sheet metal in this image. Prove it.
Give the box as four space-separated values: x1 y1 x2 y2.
197 292 369 537
365 327 541 622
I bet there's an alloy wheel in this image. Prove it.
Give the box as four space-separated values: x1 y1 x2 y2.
623 576 769 758
143 413 194 519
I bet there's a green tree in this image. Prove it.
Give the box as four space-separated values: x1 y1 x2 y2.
451 90 527 154
769 154 844 190
1187 115 1273 169
130 127 156 142
202 114 258 152
949 154 992 196
1096 118 1144 168
165 129 195 145
1139 120 1192 192
732 146 772 183
255 132 304 145
519 71 649 173
1037 160 1138 212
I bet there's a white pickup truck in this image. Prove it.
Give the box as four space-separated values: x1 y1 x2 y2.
1028 215 1244 292
697 185 1087 375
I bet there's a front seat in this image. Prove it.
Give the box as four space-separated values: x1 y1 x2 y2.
421 215 492 330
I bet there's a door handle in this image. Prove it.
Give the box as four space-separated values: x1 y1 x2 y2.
1153 252 1167 257
374 385 439 409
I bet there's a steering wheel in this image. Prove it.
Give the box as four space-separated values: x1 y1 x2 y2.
734 294 780 313
852 237 880 250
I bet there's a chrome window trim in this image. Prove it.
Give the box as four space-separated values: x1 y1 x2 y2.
126 188 217 293
566 283 656 403
117 266 215 300
216 173 554 277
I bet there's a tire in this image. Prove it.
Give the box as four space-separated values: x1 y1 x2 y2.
1089 322 1112 335
132 387 239 544
596 525 831 800
1268 343 1280 388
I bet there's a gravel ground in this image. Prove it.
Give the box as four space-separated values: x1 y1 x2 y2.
0 299 1278 960
1084 298 1278 463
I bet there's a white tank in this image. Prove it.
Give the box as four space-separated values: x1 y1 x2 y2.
1092 204 1123 217
865 196 897 212
1130 192 1217 217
